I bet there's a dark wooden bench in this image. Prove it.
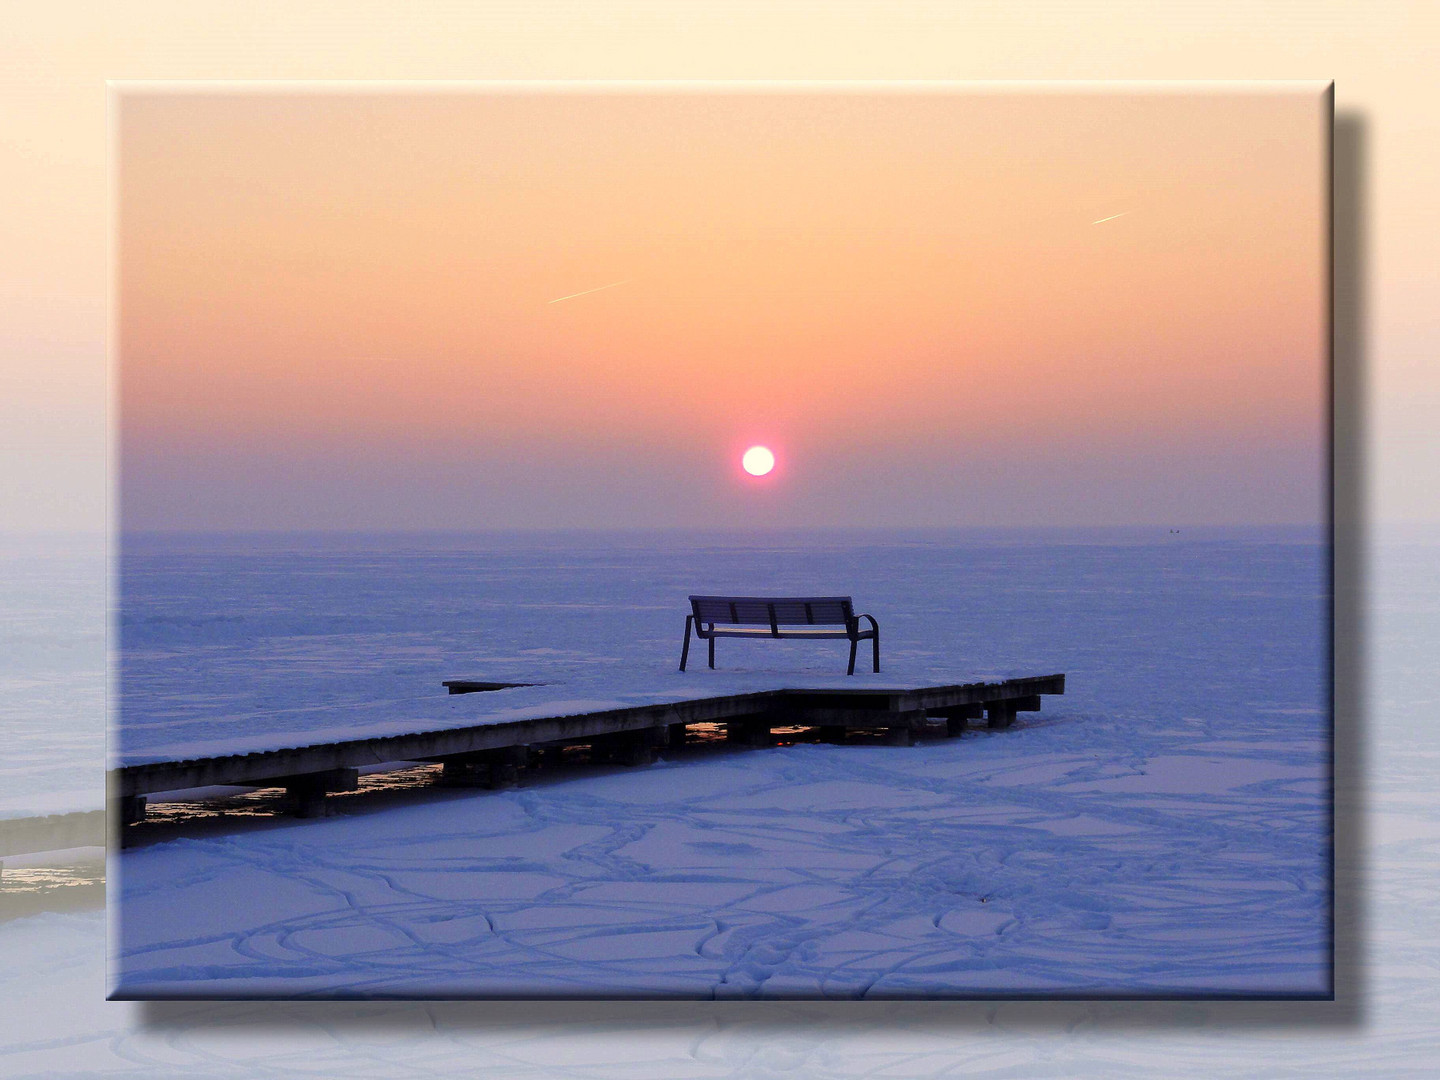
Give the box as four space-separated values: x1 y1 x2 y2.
680 595 880 674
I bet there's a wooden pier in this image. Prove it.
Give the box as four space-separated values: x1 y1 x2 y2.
110 674 1064 822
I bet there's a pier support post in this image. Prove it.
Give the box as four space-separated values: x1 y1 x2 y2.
440 758 499 787
935 703 982 737
440 747 528 788
726 719 771 747
497 745 529 786
591 729 664 767
619 727 666 766
284 768 359 818
617 739 655 767
440 759 476 785
488 758 521 788
115 795 147 827
986 701 1017 729
884 710 928 746
289 784 327 819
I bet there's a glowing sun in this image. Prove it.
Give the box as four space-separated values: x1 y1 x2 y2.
742 446 776 477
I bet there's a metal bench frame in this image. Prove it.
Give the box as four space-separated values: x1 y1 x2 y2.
679 595 880 674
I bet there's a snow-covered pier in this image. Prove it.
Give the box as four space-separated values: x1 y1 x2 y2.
110 674 1064 822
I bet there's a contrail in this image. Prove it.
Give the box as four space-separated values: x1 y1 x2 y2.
548 280 629 304
1092 211 1130 225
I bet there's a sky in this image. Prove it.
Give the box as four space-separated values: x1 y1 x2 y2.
117 86 1327 530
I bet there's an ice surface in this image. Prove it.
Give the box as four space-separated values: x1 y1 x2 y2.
29 527 1440 1077
100 528 1331 999
0 534 105 818
1 524 1436 1080
111 722 1330 995
114 528 1325 766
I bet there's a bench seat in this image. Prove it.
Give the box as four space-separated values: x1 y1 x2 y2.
700 626 855 638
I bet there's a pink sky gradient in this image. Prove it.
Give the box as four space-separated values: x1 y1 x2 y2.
118 87 1327 530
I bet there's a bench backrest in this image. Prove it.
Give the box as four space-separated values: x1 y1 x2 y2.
689 595 855 628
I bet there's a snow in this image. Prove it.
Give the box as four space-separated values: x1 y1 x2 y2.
98 528 1331 998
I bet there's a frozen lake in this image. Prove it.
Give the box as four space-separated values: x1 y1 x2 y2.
0 533 105 819
17 528 1440 1077
116 527 1326 762
107 528 1330 998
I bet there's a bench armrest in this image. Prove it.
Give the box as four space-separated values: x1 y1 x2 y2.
856 612 879 636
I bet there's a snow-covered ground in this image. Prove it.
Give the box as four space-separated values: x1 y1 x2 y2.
6 528 1440 1074
103 529 1329 998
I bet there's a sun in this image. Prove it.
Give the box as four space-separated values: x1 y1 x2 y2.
742 446 776 477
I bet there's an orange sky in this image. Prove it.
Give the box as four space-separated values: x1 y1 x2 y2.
118 87 1327 529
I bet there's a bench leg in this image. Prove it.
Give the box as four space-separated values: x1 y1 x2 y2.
708 634 715 669
847 638 858 675
872 630 880 673
679 615 693 671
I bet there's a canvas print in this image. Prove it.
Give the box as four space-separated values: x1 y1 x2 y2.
111 84 1332 999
